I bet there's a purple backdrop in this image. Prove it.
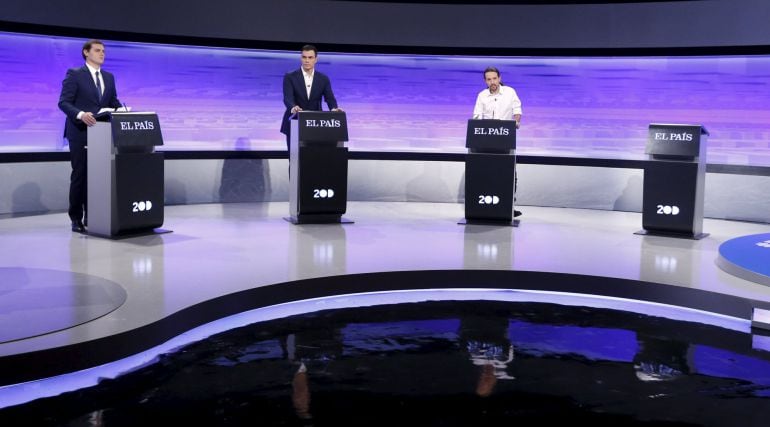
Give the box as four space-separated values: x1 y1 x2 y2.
1 32 769 165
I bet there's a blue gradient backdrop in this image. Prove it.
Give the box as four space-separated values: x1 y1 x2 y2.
1 32 769 165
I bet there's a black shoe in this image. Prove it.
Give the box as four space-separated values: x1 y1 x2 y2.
71 220 86 233
514 210 523 217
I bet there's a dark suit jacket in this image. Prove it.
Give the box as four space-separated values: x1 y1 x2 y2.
58 65 122 143
280 69 338 135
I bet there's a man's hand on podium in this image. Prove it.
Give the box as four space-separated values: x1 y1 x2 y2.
291 105 302 114
81 112 97 126
332 107 344 112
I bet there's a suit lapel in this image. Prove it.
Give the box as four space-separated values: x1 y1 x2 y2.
294 70 309 102
101 71 112 105
308 76 317 101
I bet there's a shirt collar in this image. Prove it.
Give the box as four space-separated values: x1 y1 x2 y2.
85 63 101 74
302 68 314 78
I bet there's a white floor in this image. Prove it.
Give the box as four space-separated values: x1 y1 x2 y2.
1 202 769 359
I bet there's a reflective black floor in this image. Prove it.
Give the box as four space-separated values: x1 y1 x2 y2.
3 299 770 426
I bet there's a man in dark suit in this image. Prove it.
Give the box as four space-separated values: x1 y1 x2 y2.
280 44 342 150
58 39 122 232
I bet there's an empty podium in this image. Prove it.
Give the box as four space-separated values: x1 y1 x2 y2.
285 111 351 224
638 123 709 239
87 112 166 238
461 119 517 225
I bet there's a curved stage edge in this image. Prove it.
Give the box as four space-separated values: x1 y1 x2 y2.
2 269 769 389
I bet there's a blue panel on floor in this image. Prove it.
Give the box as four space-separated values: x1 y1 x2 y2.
719 233 770 278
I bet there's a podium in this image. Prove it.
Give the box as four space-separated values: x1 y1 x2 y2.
87 112 167 238
636 123 709 239
460 119 517 226
284 111 352 224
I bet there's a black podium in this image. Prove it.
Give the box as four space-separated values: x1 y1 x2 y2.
87 112 167 238
460 119 517 226
284 111 352 224
636 123 709 239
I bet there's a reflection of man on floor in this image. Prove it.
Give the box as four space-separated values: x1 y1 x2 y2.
283 328 343 421
633 333 693 382
460 316 515 397
292 361 312 420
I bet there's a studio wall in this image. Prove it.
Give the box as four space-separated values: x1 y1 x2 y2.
2 1 770 50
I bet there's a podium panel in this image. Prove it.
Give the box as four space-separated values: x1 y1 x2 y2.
88 112 167 238
114 154 164 234
642 161 702 235
297 146 348 215
465 154 515 222
639 123 708 239
286 111 351 224
462 119 517 225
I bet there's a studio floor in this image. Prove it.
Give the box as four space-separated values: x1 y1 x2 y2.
2 202 770 357
1 202 770 425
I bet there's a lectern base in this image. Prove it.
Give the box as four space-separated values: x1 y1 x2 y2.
459 218 519 227
88 228 173 240
283 215 354 225
634 229 709 240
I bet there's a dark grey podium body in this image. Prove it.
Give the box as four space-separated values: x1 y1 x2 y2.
286 111 351 224
639 123 709 239
87 112 165 237
462 119 517 225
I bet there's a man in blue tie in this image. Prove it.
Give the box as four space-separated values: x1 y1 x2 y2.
58 39 122 232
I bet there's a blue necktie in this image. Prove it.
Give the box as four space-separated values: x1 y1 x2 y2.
95 71 102 101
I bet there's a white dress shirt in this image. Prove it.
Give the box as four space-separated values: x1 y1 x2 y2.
76 63 105 120
472 85 522 120
302 69 314 98
86 63 104 96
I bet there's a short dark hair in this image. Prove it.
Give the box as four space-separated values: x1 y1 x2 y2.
483 66 500 78
301 44 318 56
82 39 104 60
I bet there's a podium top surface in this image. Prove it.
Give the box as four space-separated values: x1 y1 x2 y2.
649 123 709 136
95 110 157 121
290 110 345 118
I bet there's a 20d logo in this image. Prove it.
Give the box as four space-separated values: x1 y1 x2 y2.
478 195 500 205
313 189 335 199
132 200 153 212
656 205 680 215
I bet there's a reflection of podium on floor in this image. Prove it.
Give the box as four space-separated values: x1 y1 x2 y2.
460 119 517 226
462 224 513 269
636 123 709 239
284 111 352 225
87 112 169 238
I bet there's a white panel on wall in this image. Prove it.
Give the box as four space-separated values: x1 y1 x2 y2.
1 159 768 225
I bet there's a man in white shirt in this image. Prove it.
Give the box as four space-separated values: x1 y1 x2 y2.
472 66 522 128
472 66 523 217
